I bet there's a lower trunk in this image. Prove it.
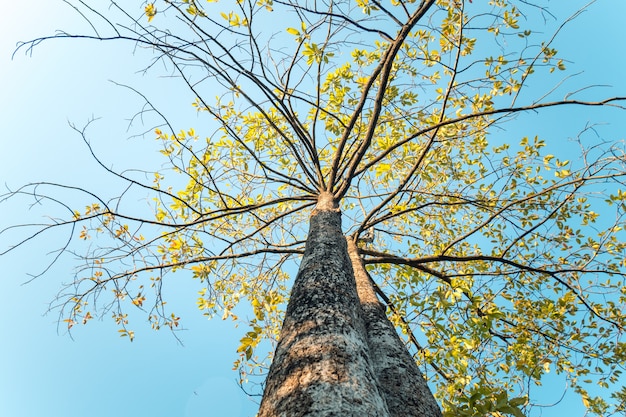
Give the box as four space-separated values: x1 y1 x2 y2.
258 192 441 416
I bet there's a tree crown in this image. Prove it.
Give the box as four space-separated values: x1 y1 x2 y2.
4 1 626 415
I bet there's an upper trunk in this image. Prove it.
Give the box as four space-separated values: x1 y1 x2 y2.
258 192 441 416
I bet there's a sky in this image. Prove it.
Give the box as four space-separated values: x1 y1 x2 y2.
1 1 625 417
0 2 260 417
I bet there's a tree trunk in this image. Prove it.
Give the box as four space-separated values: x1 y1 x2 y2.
258 192 441 416
257 192 389 416
346 238 442 417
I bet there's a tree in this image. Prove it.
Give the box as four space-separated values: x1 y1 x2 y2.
256 192 441 416
3 0 626 415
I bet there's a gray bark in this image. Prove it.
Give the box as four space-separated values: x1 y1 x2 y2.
258 192 441 416
347 238 443 417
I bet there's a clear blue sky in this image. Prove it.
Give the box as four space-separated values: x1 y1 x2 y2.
1 1 625 417
0 2 259 416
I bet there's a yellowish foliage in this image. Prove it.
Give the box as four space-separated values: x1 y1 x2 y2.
144 3 156 22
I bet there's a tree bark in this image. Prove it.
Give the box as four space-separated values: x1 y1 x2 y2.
258 192 389 416
258 192 441 416
347 238 442 417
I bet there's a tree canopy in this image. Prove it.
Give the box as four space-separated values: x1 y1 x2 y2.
4 0 626 415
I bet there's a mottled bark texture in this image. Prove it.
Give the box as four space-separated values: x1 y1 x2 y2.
347 238 443 417
258 192 389 416
258 192 441 416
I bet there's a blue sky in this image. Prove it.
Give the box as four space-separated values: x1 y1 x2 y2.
1 1 625 417
0 2 259 416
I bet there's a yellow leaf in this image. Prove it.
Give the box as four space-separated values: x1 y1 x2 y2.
286 27 300 36
132 295 146 307
155 209 167 222
82 311 93 324
170 238 182 251
145 3 156 22
375 163 391 177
